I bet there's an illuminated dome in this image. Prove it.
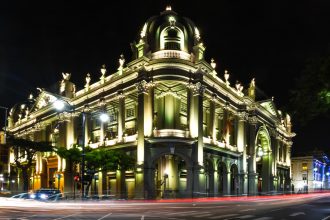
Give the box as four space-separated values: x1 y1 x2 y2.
133 6 204 61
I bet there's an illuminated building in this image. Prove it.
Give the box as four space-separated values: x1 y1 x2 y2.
291 151 330 192
6 7 295 198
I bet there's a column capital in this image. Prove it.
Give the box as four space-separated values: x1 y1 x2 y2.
117 90 125 99
136 80 155 94
237 111 249 121
190 82 205 96
248 115 258 125
136 80 149 94
268 128 277 137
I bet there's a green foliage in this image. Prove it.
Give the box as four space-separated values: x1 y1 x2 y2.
56 146 135 196
289 55 330 125
55 145 135 173
2 135 55 191
56 145 82 164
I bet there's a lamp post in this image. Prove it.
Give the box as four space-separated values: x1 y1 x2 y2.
53 99 109 199
326 172 330 190
0 174 4 191
54 99 87 199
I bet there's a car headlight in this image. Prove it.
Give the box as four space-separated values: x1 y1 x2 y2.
30 194 36 199
40 194 48 199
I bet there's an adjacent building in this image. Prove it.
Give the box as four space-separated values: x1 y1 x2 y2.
291 151 330 193
5 7 295 198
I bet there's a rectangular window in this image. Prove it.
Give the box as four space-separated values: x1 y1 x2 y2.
302 174 307 180
302 163 308 171
180 104 187 113
126 108 135 118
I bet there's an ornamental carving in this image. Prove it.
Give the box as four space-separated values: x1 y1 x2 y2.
117 91 125 99
237 111 248 121
136 80 148 94
248 115 258 125
188 82 205 96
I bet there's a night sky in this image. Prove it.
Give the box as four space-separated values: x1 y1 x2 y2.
1 1 329 154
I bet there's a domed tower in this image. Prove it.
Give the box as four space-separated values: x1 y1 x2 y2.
131 6 205 62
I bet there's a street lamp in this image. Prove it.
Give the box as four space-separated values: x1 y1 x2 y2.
257 145 264 158
54 99 87 199
53 99 109 199
0 174 4 191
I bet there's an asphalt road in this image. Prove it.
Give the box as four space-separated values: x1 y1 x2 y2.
1 193 330 220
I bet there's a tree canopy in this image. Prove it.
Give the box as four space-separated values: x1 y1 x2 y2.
289 55 330 125
55 145 135 196
3 135 54 191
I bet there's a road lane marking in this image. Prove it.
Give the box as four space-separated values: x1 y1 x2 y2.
239 209 256 212
53 213 78 220
167 211 198 215
289 212 306 217
235 215 255 219
209 214 239 219
321 216 330 220
253 217 273 220
97 213 112 220
194 214 212 217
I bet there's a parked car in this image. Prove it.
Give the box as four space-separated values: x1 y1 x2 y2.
30 189 62 200
0 189 11 195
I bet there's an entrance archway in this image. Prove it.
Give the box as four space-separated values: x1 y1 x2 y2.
255 126 272 193
153 154 188 198
230 164 238 195
204 159 214 197
217 162 227 195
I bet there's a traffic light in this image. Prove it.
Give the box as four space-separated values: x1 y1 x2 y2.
74 175 80 182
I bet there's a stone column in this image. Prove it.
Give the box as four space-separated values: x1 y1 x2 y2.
117 91 125 142
136 81 147 198
237 112 248 194
248 115 258 195
188 82 205 197
63 117 76 194
209 96 216 141
135 80 153 198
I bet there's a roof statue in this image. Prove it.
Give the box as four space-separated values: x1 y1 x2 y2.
100 64 107 84
85 73 91 92
248 78 256 100
118 54 125 75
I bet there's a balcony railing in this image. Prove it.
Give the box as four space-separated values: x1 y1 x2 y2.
153 129 190 138
88 134 138 148
151 50 191 61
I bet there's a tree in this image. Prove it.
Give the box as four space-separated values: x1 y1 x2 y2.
56 145 81 173
84 148 135 197
288 55 330 125
3 135 54 192
56 146 135 198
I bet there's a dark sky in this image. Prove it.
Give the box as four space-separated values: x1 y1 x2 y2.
0 1 329 154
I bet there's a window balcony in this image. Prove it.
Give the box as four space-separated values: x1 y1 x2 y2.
152 50 191 61
153 129 190 138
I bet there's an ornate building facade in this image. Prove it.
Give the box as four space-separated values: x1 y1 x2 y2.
6 7 294 198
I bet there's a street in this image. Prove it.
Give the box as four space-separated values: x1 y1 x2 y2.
1 193 330 220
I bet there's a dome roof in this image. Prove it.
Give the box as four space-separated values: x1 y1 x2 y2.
137 6 203 56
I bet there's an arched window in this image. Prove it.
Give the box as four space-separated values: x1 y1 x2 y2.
160 27 184 51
